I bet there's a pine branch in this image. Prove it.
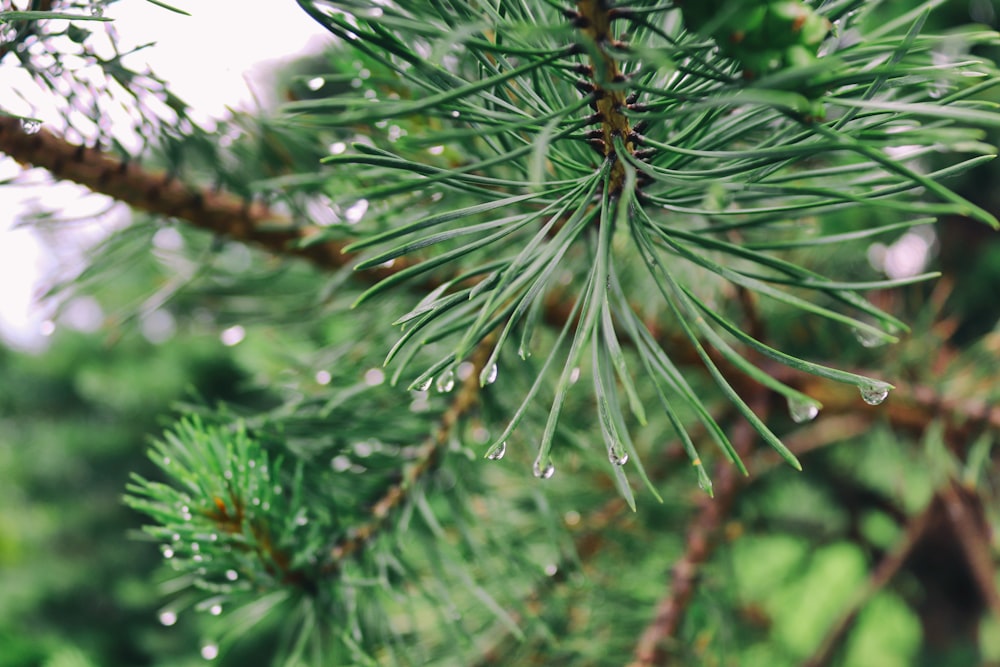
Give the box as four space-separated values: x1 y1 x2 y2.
325 337 493 569
800 478 1000 667
0 115 353 270
0 114 719 372
627 405 765 666
800 505 930 667
6 110 993 450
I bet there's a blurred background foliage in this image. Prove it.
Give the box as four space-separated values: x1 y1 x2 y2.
2 1 1000 666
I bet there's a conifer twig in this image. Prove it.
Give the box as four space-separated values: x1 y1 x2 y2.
801 480 1000 667
799 501 932 667
0 115 353 269
626 413 760 667
628 284 771 666
325 338 493 568
6 118 1000 449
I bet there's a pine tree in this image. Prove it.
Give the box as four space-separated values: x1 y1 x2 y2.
2 1 1000 665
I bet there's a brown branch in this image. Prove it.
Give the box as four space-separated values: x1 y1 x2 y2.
796 374 1000 455
0 115 357 271
573 0 638 193
627 393 769 667
801 497 935 667
325 338 493 568
801 478 1000 667
8 115 1000 454
938 482 1000 619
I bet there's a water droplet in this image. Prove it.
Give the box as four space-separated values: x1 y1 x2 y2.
436 369 455 393
159 611 177 626
853 327 886 348
364 367 385 386
487 442 506 460
544 563 558 576
484 363 498 385
90 1 106 17
201 644 219 661
295 514 308 526
209 604 222 616
162 457 171 466
451 110 460 118
859 383 890 406
225 569 239 581
787 397 819 423
20 118 41 135
609 450 629 466
533 460 555 479
190 542 200 552
697 474 713 495
416 377 432 391
220 325 245 346
345 199 368 224
162 547 175 559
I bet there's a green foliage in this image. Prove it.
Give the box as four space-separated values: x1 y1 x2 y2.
676 0 833 76
285 0 998 483
0 330 249 667
3 1 1000 666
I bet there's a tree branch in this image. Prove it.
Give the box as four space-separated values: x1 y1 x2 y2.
627 396 768 666
800 498 934 667
5 115 1000 454
0 115 356 270
324 338 493 569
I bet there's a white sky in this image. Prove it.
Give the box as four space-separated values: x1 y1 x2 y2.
0 0 331 350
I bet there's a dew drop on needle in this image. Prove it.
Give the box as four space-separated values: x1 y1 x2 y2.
787 397 819 423
859 383 890 406
533 461 555 479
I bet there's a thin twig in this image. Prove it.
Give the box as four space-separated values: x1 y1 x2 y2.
7 119 1000 451
802 506 933 667
628 266 772 666
325 338 493 568
802 479 999 667
938 482 1000 619
627 400 768 666
0 116 355 270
